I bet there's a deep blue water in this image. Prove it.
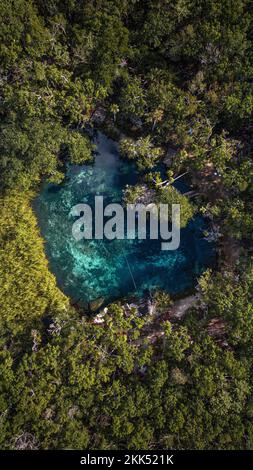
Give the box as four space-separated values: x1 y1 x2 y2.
34 132 215 305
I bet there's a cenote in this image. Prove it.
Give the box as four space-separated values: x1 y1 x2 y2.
34 132 216 307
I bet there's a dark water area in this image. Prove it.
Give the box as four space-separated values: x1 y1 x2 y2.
34 132 216 305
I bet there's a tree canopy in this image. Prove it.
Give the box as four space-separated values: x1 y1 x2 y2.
0 0 253 450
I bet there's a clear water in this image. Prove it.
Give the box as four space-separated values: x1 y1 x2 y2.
34 132 215 306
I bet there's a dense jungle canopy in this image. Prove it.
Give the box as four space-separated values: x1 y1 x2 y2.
0 0 253 450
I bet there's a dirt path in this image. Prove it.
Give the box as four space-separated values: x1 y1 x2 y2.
161 295 198 322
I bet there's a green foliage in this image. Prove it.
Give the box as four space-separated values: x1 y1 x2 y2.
0 192 69 337
119 77 146 119
0 296 252 450
198 262 253 348
153 290 172 313
0 120 93 190
122 184 146 205
120 136 162 171
156 186 195 228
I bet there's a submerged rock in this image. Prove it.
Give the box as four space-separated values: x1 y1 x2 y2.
164 146 177 166
89 297 105 312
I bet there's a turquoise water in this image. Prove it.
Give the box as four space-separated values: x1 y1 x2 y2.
34 132 215 306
